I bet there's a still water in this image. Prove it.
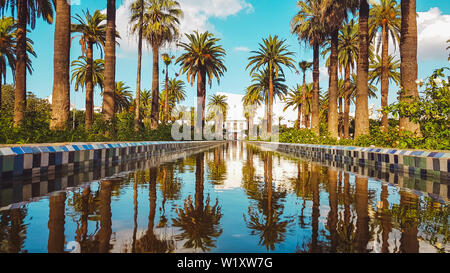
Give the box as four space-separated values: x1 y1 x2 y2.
0 142 448 253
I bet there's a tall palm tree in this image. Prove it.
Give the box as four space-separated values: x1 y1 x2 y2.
248 68 288 131
71 57 105 119
161 53 174 123
369 0 401 131
207 94 228 133
142 0 183 130
246 35 296 134
369 54 401 107
322 0 358 138
355 0 370 138
399 0 421 136
298 61 312 128
0 16 16 109
322 19 359 138
102 0 117 123
50 0 71 130
176 31 227 137
339 19 359 139
129 0 144 131
71 9 106 129
0 0 54 127
291 0 327 136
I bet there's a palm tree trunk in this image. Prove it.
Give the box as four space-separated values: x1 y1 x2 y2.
268 69 274 134
302 72 307 128
400 0 421 136
13 0 27 127
164 64 169 123
48 193 66 253
380 24 390 132
327 169 338 252
195 153 205 211
134 0 143 132
85 43 94 130
328 30 339 138
355 176 369 253
195 70 205 138
311 44 320 136
103 0 116 123
344 64 351 139
355 0 370 138
297 105 301 130
150 46 160 129
399 191 419 252
97 180 112 253
50 0 71 131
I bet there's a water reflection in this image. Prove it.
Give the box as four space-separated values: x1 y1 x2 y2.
0 143 448 253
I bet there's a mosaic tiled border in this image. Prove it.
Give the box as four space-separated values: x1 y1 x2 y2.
0 141 223 181
249 144 448 203
249 142 450 182
0 142 224 210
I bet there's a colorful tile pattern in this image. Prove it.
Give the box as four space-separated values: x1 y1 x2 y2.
250 142 450 182
0 141 221 180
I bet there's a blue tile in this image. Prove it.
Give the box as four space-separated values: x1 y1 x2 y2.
39 146 50 153
47 146 56 152
61 146 69 152
21 147 34 154
11 147 24 155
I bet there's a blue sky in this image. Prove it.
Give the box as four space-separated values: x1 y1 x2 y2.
4 0 450 112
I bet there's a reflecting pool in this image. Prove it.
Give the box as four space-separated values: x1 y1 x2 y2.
0 142 448 253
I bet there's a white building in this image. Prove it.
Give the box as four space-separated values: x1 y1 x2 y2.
215 92 299 139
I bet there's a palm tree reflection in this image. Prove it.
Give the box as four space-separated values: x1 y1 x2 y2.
172 152 223 252
243 151 292 251
135 167 175 253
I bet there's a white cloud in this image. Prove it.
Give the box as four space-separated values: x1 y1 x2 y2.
234 46 250 52
114 0 253 55
417 7 450 61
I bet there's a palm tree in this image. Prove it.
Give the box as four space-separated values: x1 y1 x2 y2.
322 19 359 138
50 0 71 130
248 68 288 131
369 54 401 122
176 31 227 137
129 0 145 131
71 57 105 120
246 35 296 134
102 0 117 123
322 0 358 138
161 53 174 123
298 61 312 128
142 0 183 130
113 81 133 113
0 0 54 127
159 78 185 122
399 0 421 136
0 17 16 109
339 19 359 139
207 94 228 133
71 9 107 129
369 0 401 131
355 0 370 138
284 84 303 129
242 86 263 139
291 0 327 136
